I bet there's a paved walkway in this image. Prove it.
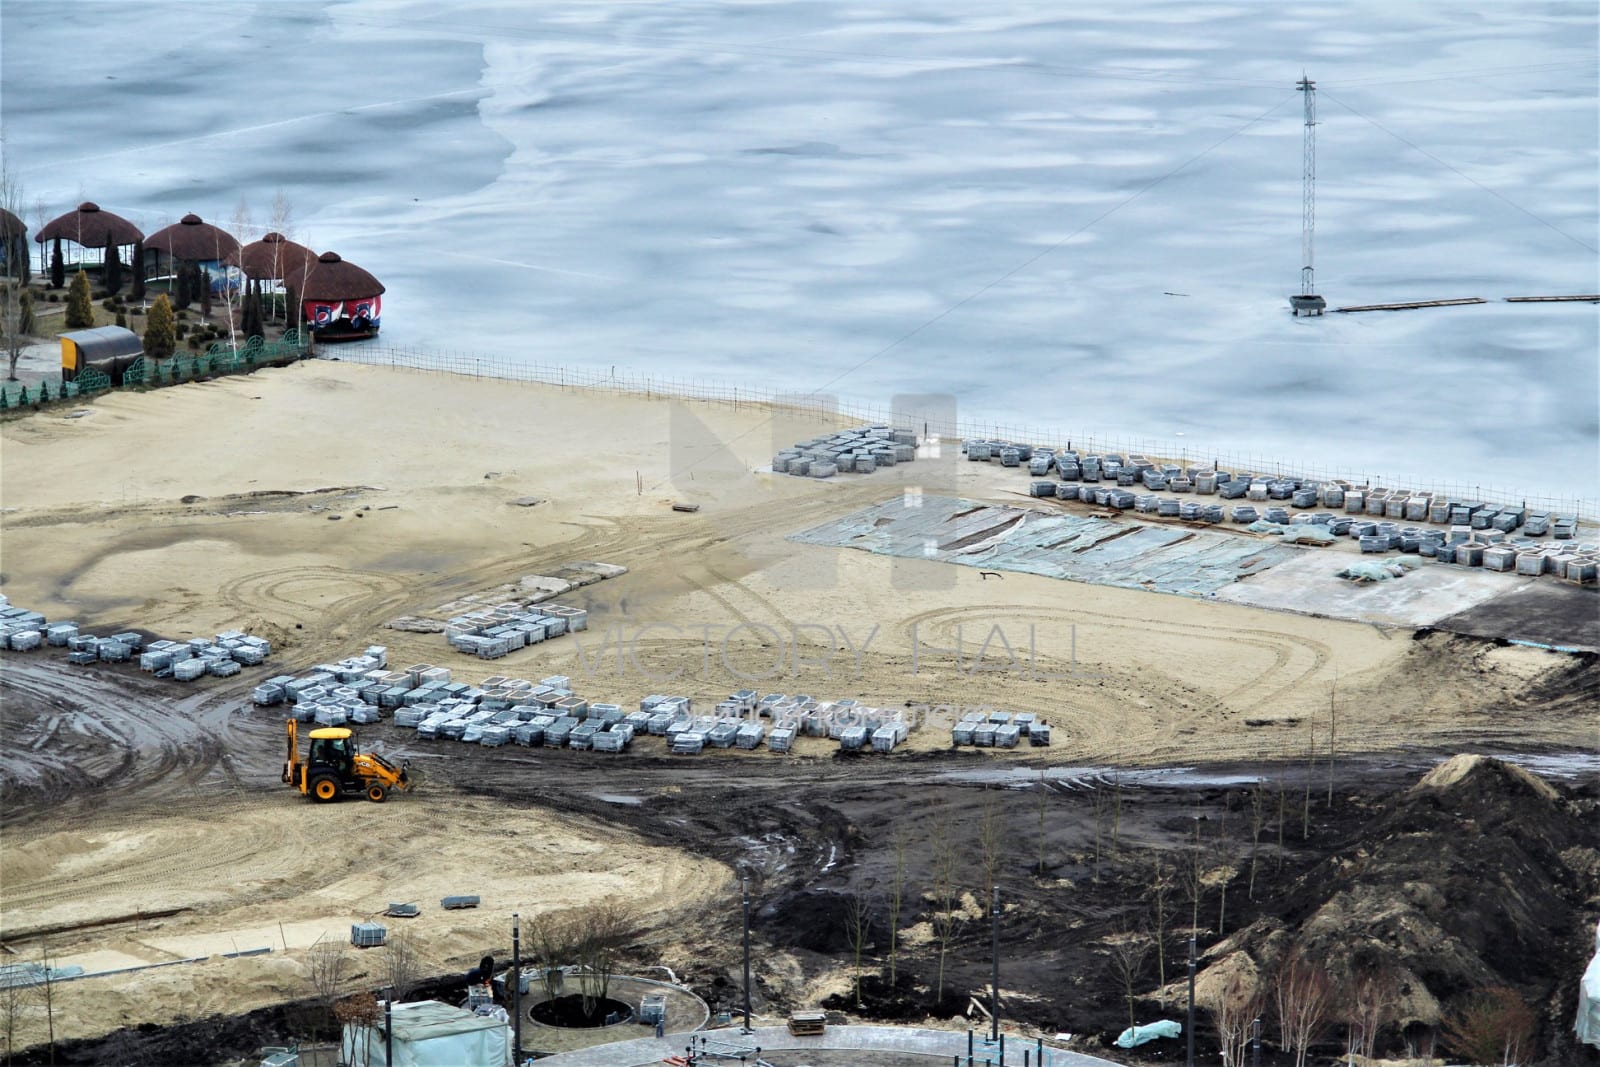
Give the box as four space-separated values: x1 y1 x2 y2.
531 1024 1117 1066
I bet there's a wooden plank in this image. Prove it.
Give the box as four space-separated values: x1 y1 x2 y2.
671 502 701 513
1333 297 1487 313
1504 294 1600 303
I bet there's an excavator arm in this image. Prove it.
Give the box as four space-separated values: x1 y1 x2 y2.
283 718 301 789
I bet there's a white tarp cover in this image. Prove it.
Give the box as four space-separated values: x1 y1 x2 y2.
1578 919 1600 1048
347 1001 511 1067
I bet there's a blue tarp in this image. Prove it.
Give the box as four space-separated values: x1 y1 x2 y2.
1115 1020 1182 1048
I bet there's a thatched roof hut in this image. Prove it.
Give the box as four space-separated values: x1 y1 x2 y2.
228 232 316 281
36 202 144 249
144 213 241 263
285 250 385 301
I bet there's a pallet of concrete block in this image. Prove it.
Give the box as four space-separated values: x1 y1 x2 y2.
172 657 208 682
7 629 44 652
351 922 387 948
769 723 797 753
44 622 79 647
735 722 766 750
591 728 628 753
671 730 706 755
251 675 296 706
871 725 901 753
1029 722 1052 746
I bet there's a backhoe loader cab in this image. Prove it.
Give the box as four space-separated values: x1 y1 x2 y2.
284 719 415 803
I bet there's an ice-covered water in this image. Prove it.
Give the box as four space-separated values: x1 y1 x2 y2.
4 1 1596 501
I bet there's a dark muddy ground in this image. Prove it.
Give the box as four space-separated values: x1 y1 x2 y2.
4 650 1598 1066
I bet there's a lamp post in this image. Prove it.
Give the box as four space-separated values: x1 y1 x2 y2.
1186 933 1197 1067
990 887 1000 1044
742 874 753 1035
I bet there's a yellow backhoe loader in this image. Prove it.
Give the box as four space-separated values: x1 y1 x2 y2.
283 719 417 802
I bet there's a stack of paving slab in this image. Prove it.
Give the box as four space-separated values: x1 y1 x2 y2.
989 446 1594 583
0 598 277 676
773 425 918 479
445 603 589 659
951 709 1052 748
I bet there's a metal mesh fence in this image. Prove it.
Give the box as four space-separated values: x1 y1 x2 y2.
331 344 1597 521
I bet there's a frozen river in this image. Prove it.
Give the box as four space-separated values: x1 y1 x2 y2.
4 1 1596 505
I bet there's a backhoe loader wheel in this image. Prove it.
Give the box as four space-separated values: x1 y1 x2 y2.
311 776 340 803
366 783 388 803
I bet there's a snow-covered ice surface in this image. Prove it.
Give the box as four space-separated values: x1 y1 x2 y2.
4 1 1596 502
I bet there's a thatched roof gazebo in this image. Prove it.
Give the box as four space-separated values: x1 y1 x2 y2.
228 232 316 282
145 213 241 265
285 250 385 339
37 202 144 250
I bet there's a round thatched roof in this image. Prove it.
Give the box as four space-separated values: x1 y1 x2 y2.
144 213 241 262
0 208 25 241
36 202 144 247
228 232 317 281
285 251 385 300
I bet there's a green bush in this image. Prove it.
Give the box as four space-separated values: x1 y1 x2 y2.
143 294 176 359
66 270 95 328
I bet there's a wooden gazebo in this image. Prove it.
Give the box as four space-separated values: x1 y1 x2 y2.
144 213 241 275
36 201 143 273
284 251 385 340
227 231 315 282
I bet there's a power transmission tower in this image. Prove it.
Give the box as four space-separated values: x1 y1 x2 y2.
1291 75 1327 316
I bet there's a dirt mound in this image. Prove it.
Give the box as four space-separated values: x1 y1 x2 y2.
1200 756 1598 1060
1414 752 1559 802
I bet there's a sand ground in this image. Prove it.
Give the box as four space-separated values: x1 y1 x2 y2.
0 360 1591 1046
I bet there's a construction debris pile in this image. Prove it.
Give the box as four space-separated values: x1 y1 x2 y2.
0 595 274 678
772 425 919 478
981 443 1596 584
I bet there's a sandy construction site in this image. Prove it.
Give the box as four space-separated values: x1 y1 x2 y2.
1 361 1596 1058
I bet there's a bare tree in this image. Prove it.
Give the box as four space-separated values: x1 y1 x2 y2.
844 891 872 1008
1034 772 1050 876
1326 674 1337 807
1275 768 1288 869
1180 820 1206 936
1273 949 1332 1067
269 188 298 325
573 898 635 1018
334 992 380 1066
1302 723 1315 840
35 942 59 1066
1 164 31 382
306 938 351 1044
1213 813 1237 937
381 929 426 1004
1210 968 1264 1067
1344 964 1398 1066
1110 767 1124 854
1248 779 1267 900
1091 785 1110 882
1147 854 1173 1006
529 909 582 1002
978 790 1005 903
929 804 962 1005
1441 986 1536 1067
1105 922 1152 1033
0 965 31 1066
888 828 907 984
224 197 254 353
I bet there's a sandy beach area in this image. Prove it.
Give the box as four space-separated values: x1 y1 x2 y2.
1 360 1592 1046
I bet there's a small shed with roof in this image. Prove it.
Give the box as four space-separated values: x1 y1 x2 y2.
36 202 144 273
60 325 143 383
285 250 385 339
